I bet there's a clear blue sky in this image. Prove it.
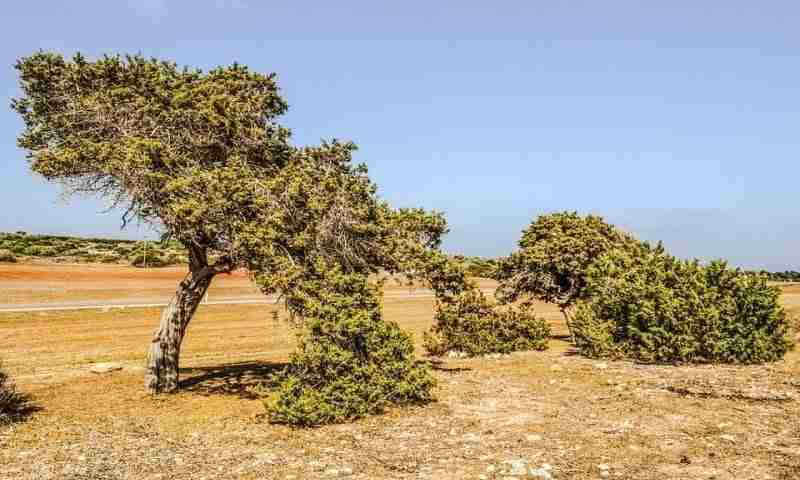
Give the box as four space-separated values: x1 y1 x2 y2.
1 1 798 269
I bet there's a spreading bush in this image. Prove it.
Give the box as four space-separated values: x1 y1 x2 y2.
265 268 435 426
0 249 17 263
424 289 551 356
0 362 26 425
572 245 794 363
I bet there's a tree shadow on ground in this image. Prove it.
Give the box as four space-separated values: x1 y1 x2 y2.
0 390 41 426
426 358 471 373
179 361 287 400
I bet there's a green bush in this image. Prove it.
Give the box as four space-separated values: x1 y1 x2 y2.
424 289 551 356
572 246 794 363
0 362 27 425
265 269 435 426
0 250 17 263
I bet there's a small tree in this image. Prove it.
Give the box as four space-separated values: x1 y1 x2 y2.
496 212 636 337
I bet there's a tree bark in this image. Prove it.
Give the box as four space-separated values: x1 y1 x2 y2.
561 307 575 343
145 248 220 394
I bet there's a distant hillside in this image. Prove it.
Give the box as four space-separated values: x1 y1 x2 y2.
0 232 187 267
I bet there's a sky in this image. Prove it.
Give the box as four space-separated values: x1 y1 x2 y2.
0 1 798 270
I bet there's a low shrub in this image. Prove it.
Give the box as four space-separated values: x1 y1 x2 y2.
572 246 794 363
0 362 27 425
265 269 435 426
424 289 551 356
0 249 17 263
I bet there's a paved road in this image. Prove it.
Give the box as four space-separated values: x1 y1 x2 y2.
0 289 496 313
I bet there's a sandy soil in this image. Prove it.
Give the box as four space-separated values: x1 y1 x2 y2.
0 263 799 479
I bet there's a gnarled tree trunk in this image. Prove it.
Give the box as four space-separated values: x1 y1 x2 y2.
145 247 224 394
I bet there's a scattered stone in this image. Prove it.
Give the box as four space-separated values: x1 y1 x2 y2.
594 362 609 370
502 459 528 476
323 467 353 477
719 434 736 443
529 465 553 480
525 433 543 443
89 362 123 374
462 433 481 443
446 350 468 359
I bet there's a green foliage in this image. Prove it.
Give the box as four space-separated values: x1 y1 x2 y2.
424 289 551 356
265 266 435 426
0 250 16 263
495 212 638 345
496 212 637 312
572 245 794 363
0 362 27 425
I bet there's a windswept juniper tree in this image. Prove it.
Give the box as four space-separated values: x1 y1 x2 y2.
13 52 296 393
12 52 453 399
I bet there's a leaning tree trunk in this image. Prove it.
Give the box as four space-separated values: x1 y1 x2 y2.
145 266 214 394
560 307 575 344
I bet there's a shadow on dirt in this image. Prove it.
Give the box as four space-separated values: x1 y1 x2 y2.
0 389 41 426
427 358 471 373
179 361 287 399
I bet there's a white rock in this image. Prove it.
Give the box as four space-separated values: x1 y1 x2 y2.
89 362 123 374
324 468 354 477
594 362 609 370
598 464 610 471
541 463 553 471
502 459 528 476
525 434 543 442
446 350 468 359
529 467 553 480
719 434 736 443
462 433 481 443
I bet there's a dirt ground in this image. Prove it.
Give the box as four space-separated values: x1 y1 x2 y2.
1 264 799 479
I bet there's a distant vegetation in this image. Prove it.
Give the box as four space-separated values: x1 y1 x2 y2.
754 270 800 283
0 232 187 266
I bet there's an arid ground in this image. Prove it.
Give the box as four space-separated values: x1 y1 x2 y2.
1 264 799 479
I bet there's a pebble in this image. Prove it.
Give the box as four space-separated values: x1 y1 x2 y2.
327 468 353 477
502 459 528 476
529 467 553 480
89 362 123 374
462 433 481 443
